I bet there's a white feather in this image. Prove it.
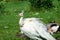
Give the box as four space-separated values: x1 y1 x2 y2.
20 20 56 40
19 11 56 40
51 26 59 32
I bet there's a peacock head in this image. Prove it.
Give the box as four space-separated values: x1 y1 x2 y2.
19 10 24 17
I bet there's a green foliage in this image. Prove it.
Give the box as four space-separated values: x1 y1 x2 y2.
0 1 60 40
4 1 30 13
0 2 5 14
0 0 2 1
29 0 53 9
2 0 19 2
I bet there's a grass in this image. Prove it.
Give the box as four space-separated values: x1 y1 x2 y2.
0 1 60 40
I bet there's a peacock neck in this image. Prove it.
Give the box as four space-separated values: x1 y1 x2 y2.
20 16 24 26
20 16 24 22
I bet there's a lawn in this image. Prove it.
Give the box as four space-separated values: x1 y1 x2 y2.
0 1 60 40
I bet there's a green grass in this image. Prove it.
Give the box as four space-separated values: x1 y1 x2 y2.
0 1 60 40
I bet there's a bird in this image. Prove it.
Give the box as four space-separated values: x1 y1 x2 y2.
19 10 40 35
19 11 56 40
47 21 60 34
19 10 41 27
